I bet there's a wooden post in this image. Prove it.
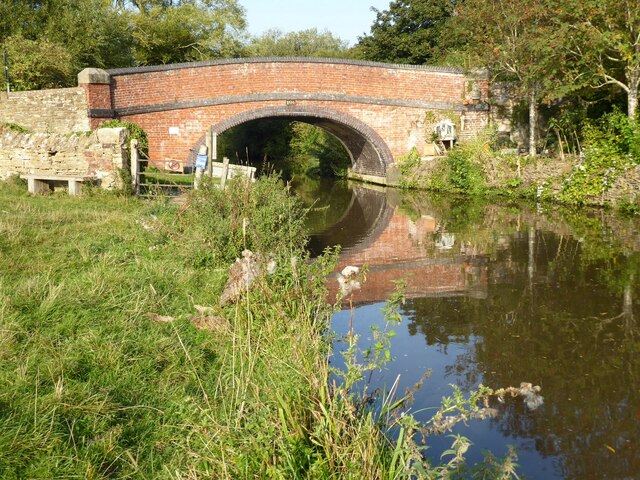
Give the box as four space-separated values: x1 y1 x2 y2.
194 144 207 190
220 156 230 190
205 128 212 177
207 127 216 177
130 139 139 194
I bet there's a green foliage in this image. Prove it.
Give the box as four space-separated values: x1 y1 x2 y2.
546 102 587 157
218 120 351 180
0 0 246 89
246 28 352 58
551 0 640 118
445 146 487 194
617 196 640 217
419 139 489 195
129 0 246 65
0 177 322 478
179 175 307 264
100 120 149 158
1 35 76 90
397 148 422 189
289 122 351 178
588 109 640 162
560 110 639 205
0 122 32 134
355 0 459 65
1 0 133 90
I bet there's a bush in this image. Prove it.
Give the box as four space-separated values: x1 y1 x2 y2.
178 175 307 265
101 120 149 158
560 110 639 205
2 35 75 90
445 146 487 194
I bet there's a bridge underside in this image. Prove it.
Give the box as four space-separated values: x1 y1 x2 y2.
206 106 394 180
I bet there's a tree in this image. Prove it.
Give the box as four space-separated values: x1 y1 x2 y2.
246 28 351 58
0 0 248 88
1 0 132 89
45 0 133 70
2 35 75 90
355 0 459 65
552 0 640 119
126 0 246 65
451 0 560 156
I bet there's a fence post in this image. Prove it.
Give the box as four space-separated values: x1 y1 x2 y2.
194 144 208 190
205 129 212 177
220 156 230 190
130 139 139 194
207 127 216 178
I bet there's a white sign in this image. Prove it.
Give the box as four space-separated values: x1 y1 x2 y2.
195 154 207 170
168 127 180 135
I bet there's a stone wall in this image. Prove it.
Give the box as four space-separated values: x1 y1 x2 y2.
0 88 90 134
0 127 129 189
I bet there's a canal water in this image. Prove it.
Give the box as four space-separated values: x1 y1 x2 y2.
294 179 640 480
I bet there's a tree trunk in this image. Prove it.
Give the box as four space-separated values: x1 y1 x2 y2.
627 64 640 118
529 90 538 157
629 82 638 119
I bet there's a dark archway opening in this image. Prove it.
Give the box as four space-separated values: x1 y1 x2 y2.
217 118 352 181
190 106 393 181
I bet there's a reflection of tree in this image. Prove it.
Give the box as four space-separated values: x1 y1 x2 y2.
403 222 640 479
330 189 640 477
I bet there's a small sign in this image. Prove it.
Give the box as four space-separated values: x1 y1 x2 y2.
286 99 296 106
165 160 181 171
169 126 180 135
195 154 207 170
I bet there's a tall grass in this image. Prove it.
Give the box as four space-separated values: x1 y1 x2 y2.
0 177 371 478
0 177 523 478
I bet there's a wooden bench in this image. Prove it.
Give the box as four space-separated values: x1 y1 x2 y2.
21 174 95 195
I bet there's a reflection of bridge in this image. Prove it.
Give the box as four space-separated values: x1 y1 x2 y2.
308 185 393 256
321 196 488 305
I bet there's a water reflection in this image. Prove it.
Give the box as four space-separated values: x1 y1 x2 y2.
298 181 640 480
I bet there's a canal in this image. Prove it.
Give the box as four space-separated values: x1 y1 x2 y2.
294 178 640 479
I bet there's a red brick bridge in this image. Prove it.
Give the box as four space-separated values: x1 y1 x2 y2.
80 58 489 184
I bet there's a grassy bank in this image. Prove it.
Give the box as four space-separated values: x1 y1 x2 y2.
0 177 397 478
0 177 528 478
398 112 640 214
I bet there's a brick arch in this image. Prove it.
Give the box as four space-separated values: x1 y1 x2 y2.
208 106 394 176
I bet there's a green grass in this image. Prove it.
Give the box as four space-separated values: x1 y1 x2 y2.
0 177 521 478
0 176 410 479
141 171 196 186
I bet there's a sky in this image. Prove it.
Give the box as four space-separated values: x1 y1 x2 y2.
238 0 391 45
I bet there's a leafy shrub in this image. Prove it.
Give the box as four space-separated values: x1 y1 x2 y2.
444 146 487 194
101 120 149 158
560 110 639 205
179 175 307 265
2 35 75 90
617 196 640 217
397 148 422 189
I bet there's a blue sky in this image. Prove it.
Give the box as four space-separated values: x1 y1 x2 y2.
238 0 391 45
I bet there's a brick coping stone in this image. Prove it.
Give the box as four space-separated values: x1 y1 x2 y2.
107 57 466 77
